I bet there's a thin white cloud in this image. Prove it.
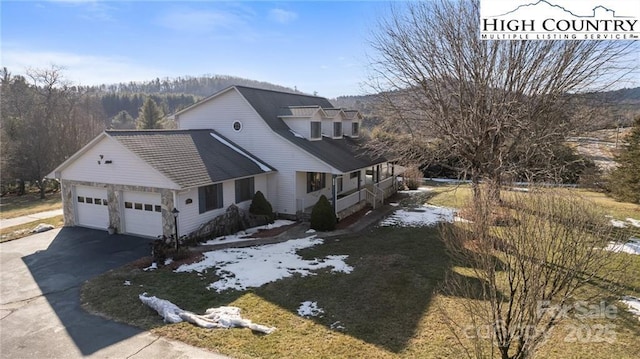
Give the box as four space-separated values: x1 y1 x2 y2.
47 0 116 22
157 8 245 33
1 47 170 86
268 8 298 24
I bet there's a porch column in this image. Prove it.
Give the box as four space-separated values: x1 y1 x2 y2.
391 162 396 189
357 170 362 202
332 174 337 217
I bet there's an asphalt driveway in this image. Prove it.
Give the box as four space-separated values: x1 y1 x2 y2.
0 227 228 358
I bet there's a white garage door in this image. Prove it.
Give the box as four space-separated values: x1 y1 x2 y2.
123 191 162 237
76 186 109 230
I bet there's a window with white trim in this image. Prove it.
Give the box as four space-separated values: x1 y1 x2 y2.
199 183 223 213
310 122 321 139
352 122 360 137
306 172 326 193
333 122 342 138
235 177 255 203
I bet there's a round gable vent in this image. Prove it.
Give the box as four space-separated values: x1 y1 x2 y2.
232 121 243 132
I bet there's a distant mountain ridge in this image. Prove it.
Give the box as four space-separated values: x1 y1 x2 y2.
91 74 302 98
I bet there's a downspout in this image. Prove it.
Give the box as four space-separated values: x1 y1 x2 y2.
172 190 178 237
332 174 337 218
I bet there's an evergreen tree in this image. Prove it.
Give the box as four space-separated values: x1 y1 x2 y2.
310 195 337 231
136 97 164 129
249 190 274 222
609 116 640 203
109 110 135 129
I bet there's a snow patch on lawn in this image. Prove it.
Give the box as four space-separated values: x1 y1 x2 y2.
297 301 324 318
203 220 296 245
605 237 640 255
620 296 640 320
609 217 640 228
175 236 353 292
143 262 158 271
380 205 455 227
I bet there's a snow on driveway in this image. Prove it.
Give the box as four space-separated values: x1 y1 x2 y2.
175 236 353 292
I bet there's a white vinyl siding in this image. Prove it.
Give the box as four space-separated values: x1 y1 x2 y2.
177 89 338 216
61 136 177 189
75 186 109 230
176 173 269 235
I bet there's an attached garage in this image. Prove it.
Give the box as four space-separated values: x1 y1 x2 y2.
122 191 162 238
75 186 109 230
48 129 275 239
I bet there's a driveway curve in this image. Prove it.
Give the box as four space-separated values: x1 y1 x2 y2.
0 227 229 358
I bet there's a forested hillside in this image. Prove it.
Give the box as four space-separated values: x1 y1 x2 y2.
334 87 640 130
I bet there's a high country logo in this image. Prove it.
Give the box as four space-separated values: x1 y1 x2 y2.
480 0 639 40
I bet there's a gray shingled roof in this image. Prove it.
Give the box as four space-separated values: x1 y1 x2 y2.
234 86 386 172
107 129 275 189
279 106 321 117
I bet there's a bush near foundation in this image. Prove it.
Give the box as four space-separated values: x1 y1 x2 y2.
310 195 337 231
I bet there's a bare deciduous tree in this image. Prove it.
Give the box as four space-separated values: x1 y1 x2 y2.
440 188 629 359
1 66 103 197
367 0 637 200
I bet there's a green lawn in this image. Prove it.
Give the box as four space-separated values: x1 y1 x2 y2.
82 194 640 359
0 215 64 243
0 192 62 219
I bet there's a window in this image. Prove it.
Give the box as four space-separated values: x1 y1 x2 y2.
144 204 153 211
103 199 108 206
94 198 102 205
235 177 255 203
352 122 360 137
333 122 342 138
78 196 85 203
307 172 326 193
350 171 359 179
86 197 93 204
134 203 143 210
199 183 223 213
125 202 133 209
154 205 162 212
337 177 343 193
310 122 321 139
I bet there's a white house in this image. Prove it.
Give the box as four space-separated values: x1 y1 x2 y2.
49 86 399 238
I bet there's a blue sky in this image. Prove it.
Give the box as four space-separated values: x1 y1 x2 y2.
1 1 391 98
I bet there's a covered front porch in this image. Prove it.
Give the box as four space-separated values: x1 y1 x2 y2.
295 162 402 220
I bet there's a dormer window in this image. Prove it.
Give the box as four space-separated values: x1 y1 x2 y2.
352 122 360 137
310 121 321 140
333 122 342 138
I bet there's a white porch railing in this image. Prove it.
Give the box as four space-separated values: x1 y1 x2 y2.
298 173 400 216
336 189 363 213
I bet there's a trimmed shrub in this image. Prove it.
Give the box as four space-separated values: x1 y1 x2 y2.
249 190 274 222
310 195 337 231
